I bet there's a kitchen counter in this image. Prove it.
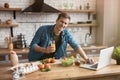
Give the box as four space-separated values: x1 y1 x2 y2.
0 48 29 54
0 45 107 54
0 59 120 80
67 45 107 52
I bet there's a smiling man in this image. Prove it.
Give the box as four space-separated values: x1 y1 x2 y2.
28 12 94 64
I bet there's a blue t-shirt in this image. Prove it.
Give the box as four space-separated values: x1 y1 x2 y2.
28 25 79 61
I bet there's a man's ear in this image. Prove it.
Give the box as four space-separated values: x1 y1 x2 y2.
56 19 58 22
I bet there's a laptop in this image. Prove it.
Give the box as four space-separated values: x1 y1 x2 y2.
80 47 114 70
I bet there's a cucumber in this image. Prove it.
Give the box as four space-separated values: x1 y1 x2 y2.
41 68 51 72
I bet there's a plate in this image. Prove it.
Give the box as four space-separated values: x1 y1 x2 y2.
10 61 41 71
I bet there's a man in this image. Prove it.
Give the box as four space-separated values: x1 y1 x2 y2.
28 13 94 64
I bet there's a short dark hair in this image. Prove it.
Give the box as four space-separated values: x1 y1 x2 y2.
57 13 71 20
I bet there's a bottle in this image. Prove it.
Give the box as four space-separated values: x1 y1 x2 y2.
10 51 19 66
86 3 90 10
75 54 81 66
51 40 56 51
79 5 82 10
8 36 13 50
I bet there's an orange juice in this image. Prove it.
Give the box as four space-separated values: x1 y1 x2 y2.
51 40 56 50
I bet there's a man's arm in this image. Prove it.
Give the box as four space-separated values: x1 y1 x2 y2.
76 47 95 64
76 47 88 60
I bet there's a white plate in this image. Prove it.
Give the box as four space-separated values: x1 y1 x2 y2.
10 61 41 71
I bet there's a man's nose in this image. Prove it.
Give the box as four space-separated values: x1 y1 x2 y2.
61 23 66 27
60 25 65 29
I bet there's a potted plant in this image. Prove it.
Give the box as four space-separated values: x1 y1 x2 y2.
112 46 120 65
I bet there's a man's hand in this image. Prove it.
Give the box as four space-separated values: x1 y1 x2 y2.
45 46 55 54
86 58 95 64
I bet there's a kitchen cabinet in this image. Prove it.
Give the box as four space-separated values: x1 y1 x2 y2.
0 55 6 61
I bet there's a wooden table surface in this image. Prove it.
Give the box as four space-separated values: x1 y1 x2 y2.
0 59 120 80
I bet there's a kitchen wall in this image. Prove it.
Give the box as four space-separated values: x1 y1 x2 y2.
96 0 120 46
118 1 120 44
0 0 96 48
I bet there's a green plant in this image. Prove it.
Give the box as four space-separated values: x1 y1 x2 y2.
112 46 120 60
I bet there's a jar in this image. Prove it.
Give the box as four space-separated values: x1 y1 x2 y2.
6 19 12 25
4 3 9 8
16 33 27 49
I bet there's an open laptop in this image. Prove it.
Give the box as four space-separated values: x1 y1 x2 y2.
80 47 114 70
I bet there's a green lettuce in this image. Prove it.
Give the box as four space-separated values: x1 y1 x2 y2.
112 46 120 60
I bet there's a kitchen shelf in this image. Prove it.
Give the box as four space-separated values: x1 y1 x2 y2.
59 9 96 13
0 8 21 11
0 8 21 19
60 9 96 20
0 24 18 28
68 23 96 27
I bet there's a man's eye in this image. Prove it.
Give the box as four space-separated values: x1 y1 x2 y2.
60 21 64 23
65 23 67 25
61 21 66 24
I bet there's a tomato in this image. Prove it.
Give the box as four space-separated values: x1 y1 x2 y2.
46 58 51 63
51 58 56 63
38 64 45 69
44 63 51 69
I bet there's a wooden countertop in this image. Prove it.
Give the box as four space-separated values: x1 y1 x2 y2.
0 48 29 54
67 45 107 51
0 45 107 55
0 59 120 80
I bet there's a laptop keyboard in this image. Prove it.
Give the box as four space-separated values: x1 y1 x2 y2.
89 63 98 68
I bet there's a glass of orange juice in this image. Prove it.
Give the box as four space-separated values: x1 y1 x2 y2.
51 40 56 51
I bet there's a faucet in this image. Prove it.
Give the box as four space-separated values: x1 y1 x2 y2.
84 33 91 46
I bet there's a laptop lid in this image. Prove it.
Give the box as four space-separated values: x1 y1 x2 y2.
80 47 114 70
97 46 114 70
